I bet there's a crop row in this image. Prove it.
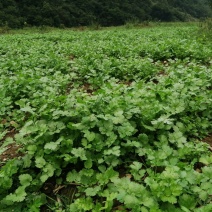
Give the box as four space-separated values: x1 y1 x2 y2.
0 25 211 211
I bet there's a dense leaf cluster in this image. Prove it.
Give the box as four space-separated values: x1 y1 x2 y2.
0 0 211 28
0 25 212 211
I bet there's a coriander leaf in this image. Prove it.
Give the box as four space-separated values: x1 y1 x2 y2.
71 147 87 160
35 157 46 168
19 174 32 187
85 186 101 196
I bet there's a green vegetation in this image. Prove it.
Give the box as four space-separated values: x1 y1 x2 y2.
199 18 212 40
0 24 212 211
0 0 211 28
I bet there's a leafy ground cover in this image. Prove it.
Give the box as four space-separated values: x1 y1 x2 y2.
0 24 212 211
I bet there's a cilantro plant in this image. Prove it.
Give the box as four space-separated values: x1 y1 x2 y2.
0 24 211 211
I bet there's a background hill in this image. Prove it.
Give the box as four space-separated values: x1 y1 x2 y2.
0 0 211 28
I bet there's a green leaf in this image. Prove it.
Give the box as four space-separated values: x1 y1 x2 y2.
66 170 81 183
43 163 55 177
161 195 177 204
142 196 156 208
19 174 32 187
151 115 174 128
98 119 113 135
201 182 212 191
97 167 118 184
199 155 212 165
35 157 46 168
138 133 149 144
23 154 32 168
44 142 58 151
112 110 125 124
106 132 117 146
202 166 212 178
118 122 135 138
194 204 212 212
85 186 101 196
71 147 87 160
179 194 197 209
28 194 47 211
20 103 35 114
69 197 94 211
0 131 7 140
27 145 37 155
84 130 95 142
169 128 186 144
199 190 208 201
48 121 65 134
104 146 120 156
130 161 142 171
4 186 27 203
124 194 140 206
40 174 49 183
84 159 93 169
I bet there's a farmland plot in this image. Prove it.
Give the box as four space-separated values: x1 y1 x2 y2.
0 25 212 211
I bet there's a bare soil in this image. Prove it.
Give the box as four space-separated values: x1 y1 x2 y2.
0 128 22 165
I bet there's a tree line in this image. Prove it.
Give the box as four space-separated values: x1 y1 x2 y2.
0 0 211 28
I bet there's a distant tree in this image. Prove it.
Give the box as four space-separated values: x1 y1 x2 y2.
0 0 22 27
208 0 212 9
0 0 211 28
151 1 174 21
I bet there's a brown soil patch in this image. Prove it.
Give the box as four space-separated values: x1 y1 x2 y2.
66 82 95 95
82 83 92 93
41 181 78 211
118 81 132 86
202 134 212 150
0 143 22 162
81 83 95 94
0 129 22 165
69 54 75 60
1 128 16 140
202 134 212 146
66 82 74 94
157 70 168 76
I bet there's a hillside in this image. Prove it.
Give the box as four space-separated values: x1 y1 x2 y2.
0 0 211 28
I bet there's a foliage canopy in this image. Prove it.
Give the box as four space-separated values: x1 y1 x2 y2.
0 0 211 28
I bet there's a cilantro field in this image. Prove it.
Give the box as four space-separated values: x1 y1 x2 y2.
0 24 212 211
